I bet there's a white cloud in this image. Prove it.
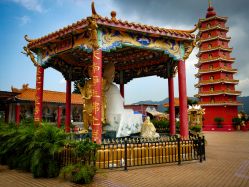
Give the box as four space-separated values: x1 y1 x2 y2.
12 0 43 12
237 78 249 96
18 15 31 25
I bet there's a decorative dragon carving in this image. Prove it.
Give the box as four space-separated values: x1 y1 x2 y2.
22 46 40 67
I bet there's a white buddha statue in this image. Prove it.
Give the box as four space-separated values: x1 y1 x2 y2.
141 116 160 138
103 62 143 137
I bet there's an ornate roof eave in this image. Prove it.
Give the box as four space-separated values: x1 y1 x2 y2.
198 57 235 64
195 91 241 97
199 26 229 33
195 79 239 87
199 102 243 106
198 16 228 23
195 68 238 77
197 47 233 56
197 36 231 46
25 2 195 51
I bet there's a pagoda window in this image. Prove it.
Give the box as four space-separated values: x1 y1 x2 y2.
210 76 214 81
226 85 230 91
207 23 211 28
208 33 211 38
210 86 214 92
224 62 227 67
223 52 226 57
208 44 212 49
225 73 229 79
208 53 212 59
211 97 215 103
209 65 213 70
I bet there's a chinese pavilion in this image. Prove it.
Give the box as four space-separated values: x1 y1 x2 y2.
195 1 241 130
23 2 196 143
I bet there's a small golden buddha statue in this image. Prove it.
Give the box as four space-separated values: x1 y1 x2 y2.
141 117 159 138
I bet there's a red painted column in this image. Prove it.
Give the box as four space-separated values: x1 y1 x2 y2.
15 103 21 125
120 83 124 98
120 71 124 98
57 106 62 128
65 80 71 133
178 60 189 139
34 66 44 125
168 76 176 135
92 49 102 144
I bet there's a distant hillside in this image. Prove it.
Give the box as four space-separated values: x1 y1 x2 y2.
134 96 249 114
238 96 249 114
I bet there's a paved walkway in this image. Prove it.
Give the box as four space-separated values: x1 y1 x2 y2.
0 132 249 186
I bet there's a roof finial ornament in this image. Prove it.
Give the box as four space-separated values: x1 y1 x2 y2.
111 11 117 21
91 0 98 16
24 34 35 42
208 0 212 8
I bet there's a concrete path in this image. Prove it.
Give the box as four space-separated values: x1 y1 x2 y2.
0 132 249 187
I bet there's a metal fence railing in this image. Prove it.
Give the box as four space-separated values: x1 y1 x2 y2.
96 136 205 170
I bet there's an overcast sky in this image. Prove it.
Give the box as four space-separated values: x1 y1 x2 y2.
0 0 248 104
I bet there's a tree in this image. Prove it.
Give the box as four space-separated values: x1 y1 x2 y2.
73 78 87 94
187 98 198 105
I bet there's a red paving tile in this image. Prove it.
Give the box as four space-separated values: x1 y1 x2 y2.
0 132 249 187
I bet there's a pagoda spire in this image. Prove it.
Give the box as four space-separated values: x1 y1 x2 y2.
206 0 216 18
208 0 212 8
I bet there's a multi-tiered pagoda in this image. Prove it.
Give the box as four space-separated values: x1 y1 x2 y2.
195 2 241 130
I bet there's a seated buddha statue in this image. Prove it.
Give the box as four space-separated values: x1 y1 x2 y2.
103 62 143 137
141 117 159 138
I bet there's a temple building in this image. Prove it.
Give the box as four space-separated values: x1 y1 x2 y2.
195 2 242 130
3 84 83 126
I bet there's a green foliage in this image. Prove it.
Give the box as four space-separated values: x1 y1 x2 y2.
189 125 202 133
151 119 169 129
60 164 96 184
73 78 87 94
232 117 241 127
214 117 224 128
30 124 68 178
60 139 99 184
0 122 98 184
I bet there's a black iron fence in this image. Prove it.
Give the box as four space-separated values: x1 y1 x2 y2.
96 136 206 170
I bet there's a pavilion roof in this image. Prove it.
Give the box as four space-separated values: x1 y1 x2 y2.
11 84 82 105
23 2 196 83
27 8 195 49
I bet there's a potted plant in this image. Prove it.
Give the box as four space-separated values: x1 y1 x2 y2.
214 117 224 128
232 117 241 130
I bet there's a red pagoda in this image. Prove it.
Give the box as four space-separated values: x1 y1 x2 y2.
195 1 242 131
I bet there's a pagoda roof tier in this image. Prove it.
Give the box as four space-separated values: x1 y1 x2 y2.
198 101 242 106
195 90 241 97
199 16 228 23
195 79 239 87
23 2 196 82
198 26 229 34
197 47 233 56
195 67 237 77
195 57 235 67
197 36 231 45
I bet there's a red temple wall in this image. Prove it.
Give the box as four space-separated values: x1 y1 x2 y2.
203 106 238 130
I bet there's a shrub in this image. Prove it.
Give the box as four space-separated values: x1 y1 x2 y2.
29 124 68 178
189 125 202 133
214 117 224 128
60 139 99 184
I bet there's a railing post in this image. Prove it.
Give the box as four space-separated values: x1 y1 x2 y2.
202 136 206 161
124 140 128 171
198 136 203 163
177 137 181 165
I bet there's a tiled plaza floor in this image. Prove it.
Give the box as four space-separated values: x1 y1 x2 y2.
0 132 249 187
